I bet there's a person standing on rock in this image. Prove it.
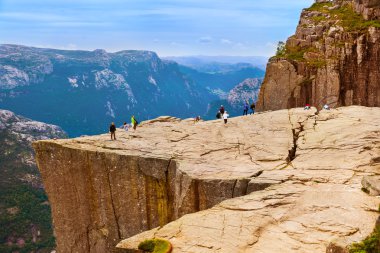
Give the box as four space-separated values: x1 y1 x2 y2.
243 102 249 116
219 105 225 115
250 102 255 115
131 115 138 130
109 122 116 140
223 111 229 124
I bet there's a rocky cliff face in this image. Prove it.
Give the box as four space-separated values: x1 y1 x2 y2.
34 106 380 253
256 0 380 111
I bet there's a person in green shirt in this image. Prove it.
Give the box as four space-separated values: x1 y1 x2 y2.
131 115 138 130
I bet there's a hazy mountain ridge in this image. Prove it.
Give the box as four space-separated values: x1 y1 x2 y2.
163 55 268 71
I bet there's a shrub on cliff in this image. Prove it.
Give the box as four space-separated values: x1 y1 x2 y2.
349 224 380 253
138 238 172 253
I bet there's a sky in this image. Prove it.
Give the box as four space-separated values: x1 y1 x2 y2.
0 0 314 57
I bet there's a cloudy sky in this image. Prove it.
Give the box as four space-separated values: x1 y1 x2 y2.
0 0 314 56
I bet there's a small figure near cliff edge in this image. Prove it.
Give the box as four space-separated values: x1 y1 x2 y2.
223 111 229 124
243 102 249 116
121 122 129 131
323 104 330 110
131 115 138 130
250 102 255 115
216 111 222 119
109 122 116 140
194 116 201 123
304 104 311 110
219 105 225 115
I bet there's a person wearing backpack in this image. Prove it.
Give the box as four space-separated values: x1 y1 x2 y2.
131 115 138 130
250 102 256 115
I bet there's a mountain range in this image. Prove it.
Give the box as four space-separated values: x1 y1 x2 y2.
163 55 268 71
0 44 265 137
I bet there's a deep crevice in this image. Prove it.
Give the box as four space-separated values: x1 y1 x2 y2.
106 168 122 240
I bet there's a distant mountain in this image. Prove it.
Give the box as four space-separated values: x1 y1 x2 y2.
0 45 212 137
204 78 262 120
0 45 265 137
178 65 265 96
163 55 268 71
0 109 66 252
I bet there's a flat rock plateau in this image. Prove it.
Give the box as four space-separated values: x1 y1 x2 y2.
33 106 380 253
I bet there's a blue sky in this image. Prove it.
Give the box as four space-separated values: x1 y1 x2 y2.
0 0 314 56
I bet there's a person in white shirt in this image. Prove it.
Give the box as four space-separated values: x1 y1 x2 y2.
223 111 229 124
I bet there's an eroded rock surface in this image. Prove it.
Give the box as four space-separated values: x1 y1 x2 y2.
34 107 315 252
117 106 380 253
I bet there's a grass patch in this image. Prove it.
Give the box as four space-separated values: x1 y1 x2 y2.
311 15 327 23
138 239 172 253
349 224 380 253
362 187 370 194
306 2 380 32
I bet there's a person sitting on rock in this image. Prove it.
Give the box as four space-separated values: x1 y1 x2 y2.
194 116 201 123
304 104 311 110
223 111 229 124
109 122 116 140
121 122 129 131
216 111 222 119
250 102 255 115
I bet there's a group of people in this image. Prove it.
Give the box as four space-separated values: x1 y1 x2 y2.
216 105 230 124
243 101 255 116
109 101 332 139
304 104 331 110
109 115 138 140
215 101 256 124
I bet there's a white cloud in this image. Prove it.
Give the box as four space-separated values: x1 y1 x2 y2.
221 39 232 45
198 36 212 44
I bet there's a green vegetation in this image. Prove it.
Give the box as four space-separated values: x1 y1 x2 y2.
349 224 380 253
306 2 380 31
275 42 326 68
306 2 334 11
0 185 55 253
138 239 172 253
362 187 370 194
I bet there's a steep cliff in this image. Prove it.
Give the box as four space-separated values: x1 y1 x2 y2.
33 111 295 253
256 0 380 111
34 106 380 252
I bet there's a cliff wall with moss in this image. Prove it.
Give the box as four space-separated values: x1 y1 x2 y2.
256 0 380 111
